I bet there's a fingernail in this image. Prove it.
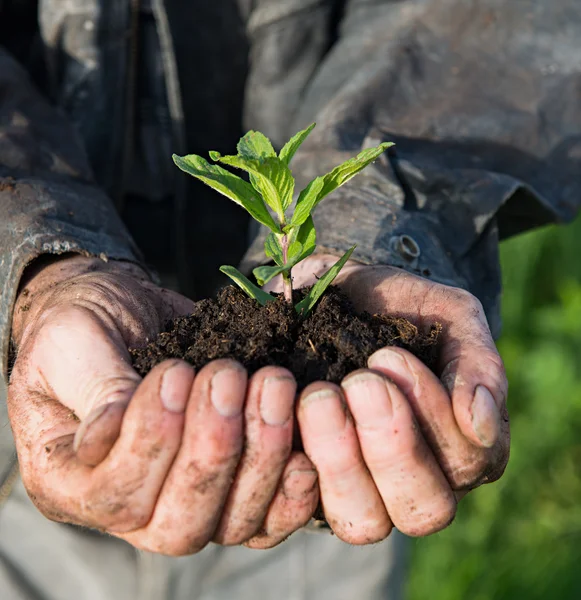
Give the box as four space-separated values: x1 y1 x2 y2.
260 376 296 426
301 389 346 435
161 362 194 413
368 348 416 389
471 385 500 448
368 348 405 370
283 469 318 501
342 372 393 423
211 366 247 418
73 403 111 453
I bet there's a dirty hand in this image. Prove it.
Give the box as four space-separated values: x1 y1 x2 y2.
283 255 510 544
8 255 318 554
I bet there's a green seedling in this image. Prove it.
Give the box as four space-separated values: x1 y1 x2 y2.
173 123 393 316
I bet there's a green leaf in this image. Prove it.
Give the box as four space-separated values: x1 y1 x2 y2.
212 154 295 217
294 246 356 316
287 241 304 262
253 265 288 286
265 233 284 266
290 177 325 227
258 217 317 285
237 130 276 160
289 215 316 262
319 143 394 197
279 123 316 166
290 142 394 227
173 154 280 233
220 266 276 305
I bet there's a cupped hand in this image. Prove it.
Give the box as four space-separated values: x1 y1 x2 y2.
8 255 318 554
275 255 510 544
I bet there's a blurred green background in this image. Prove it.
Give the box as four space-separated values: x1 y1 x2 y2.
408 216 581 600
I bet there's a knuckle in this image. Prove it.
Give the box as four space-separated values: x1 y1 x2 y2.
359 423 427 475
448 287 484 316
101 505 153 532
463 292 484 315
389 420 427 463
428 285 477 311
241 446 290 483
182 459 234 496
482 354 509 398
83 472 152 531
481 351 507 382
82 376 139 410
211 444 243 468
45 275 160 341
317 448 362 479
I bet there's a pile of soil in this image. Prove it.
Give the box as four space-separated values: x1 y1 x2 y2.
131 286 441 388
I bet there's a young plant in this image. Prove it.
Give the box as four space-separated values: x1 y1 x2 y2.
173 124 392 316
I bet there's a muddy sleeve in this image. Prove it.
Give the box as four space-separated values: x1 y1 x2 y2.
241 0 581 336
0 47 142 375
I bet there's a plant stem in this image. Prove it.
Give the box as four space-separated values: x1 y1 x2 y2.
280 234 293 304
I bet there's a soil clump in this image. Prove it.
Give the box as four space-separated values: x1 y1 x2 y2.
131 286 441 388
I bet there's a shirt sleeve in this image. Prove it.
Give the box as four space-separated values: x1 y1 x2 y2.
240 0 581 337
0 48 143 376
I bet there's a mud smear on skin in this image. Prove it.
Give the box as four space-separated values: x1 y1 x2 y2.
131 286 441 388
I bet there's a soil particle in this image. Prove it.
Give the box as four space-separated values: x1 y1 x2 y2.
131 286 441 390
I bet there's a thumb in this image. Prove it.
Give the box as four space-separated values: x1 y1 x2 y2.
437 293 509 450
24 304 142 465
74 402 129 466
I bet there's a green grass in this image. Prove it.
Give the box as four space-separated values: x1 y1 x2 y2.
407 216 581 600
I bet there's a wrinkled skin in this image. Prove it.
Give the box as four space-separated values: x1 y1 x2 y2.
284 255 510 542
8 253 509 554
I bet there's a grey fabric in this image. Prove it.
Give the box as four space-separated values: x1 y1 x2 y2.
0 47 145 381
0 476 407 600
0 378 16 495
3 0 581 377
242 0 581 339
2 1 581 598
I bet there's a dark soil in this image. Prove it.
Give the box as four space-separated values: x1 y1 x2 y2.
131 285 441 388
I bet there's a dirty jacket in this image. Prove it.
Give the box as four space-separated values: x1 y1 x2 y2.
1 0 581 492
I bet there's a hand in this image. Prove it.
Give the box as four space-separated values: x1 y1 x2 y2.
272 255 509 544
8 255 318 554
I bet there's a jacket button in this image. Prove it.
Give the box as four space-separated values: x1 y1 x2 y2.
395 234 421 260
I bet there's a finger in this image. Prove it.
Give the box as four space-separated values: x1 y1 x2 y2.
123 360 247 556
244 452 319 549
333 268 508 449
368 347 509 489
342 370 456 537
431 289 508 449
213 367 296 545
13 360 193 533
61 286 196 466
74 400 128 466
24 304 142 420
297 382 392 545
